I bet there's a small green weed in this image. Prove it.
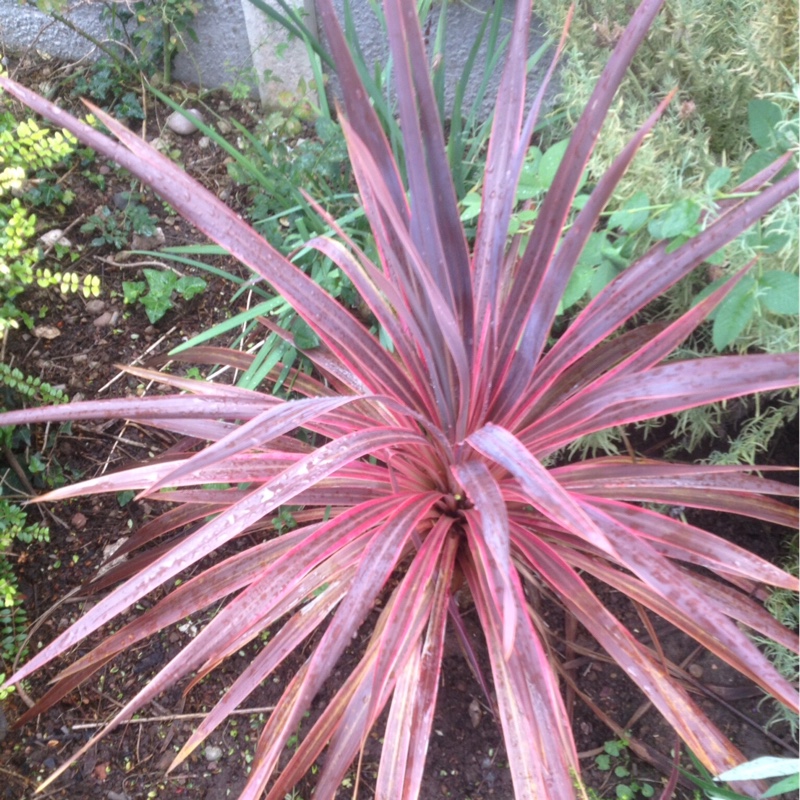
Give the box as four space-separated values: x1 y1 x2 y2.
0 500 49 684
122 268 206 323
591 738 655 799
81 202 159 250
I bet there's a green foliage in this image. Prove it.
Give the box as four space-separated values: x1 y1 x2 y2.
683 750 800 799
70 61 146 122
676 398 799 464
0 109 86 335
591 738 656 799
81 202 159 249
0 363 63 699
122 268 206 323
0 365 70 492
534 0 798 464
0 499 48 699
536 0 798 336
99 0 202 84
157 90 361 391
0 364 67 408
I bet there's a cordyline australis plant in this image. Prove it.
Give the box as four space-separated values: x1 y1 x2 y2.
1 0 798 797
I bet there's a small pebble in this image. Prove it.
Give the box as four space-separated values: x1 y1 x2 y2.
93 312 112 327
71 512 87 530
216 119 232 135
112 191 135 210
204 745 223 762
93 311 116 328
198 136 211 149
688 663 704 679
468 698 481 728
131 227 166 251
38 229 72 248
33 325 61 339
85 299 105 314
166 108 204 136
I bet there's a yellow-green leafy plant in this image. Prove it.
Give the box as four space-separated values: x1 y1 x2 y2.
0 106 100 336
0 363 65 699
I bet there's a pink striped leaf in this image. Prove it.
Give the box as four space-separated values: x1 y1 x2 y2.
464 557 585 800
515 532 765 789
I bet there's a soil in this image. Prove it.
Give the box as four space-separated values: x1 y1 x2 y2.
0 57 797 800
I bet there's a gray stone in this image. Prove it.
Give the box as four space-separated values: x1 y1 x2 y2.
131 227 166 251
204 745 224 762
85 299 105 314
93 311 114 327
166 108 204 136
38 229 72 248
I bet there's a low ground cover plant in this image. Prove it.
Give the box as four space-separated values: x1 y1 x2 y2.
0 365 68 700
0 1 798 798
0 107 102 336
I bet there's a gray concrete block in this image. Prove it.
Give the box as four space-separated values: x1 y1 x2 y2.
0 0 556 116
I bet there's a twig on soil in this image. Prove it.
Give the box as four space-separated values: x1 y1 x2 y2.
71 706 277 730
95 255 184 273
69 423 153 451
93 331 175 482
38 213 86 261
0 764 35 789
97 326 177 395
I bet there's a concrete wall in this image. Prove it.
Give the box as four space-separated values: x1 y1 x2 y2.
0 0 313 105
322 0 552 118
0 0 555 113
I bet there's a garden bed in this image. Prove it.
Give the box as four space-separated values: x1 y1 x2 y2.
1 52 797 800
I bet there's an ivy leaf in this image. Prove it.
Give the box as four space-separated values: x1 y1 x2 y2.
175 275 207 300
560 261 593 311
292 318 321 350
740 149 781 183
537 139 570 189
516 147 543 200
144 268 178 297
141 293 173 324
122 280 146 304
